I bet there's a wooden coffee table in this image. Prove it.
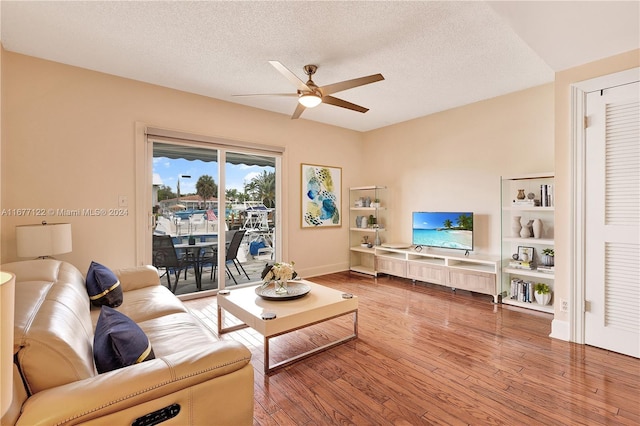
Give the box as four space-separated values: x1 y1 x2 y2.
217 280 358 374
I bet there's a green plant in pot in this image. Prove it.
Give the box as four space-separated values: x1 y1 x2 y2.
541 248 554 266
534 283 552 305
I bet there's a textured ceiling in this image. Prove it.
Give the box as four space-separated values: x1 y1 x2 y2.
1 1 638 132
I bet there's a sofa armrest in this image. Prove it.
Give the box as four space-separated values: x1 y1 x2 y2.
114 265 161 291
16 342 253 426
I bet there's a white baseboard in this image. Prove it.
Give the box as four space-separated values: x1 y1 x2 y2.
550 319 570 341
301 262 349 279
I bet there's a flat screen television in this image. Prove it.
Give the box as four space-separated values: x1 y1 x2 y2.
412 212 474 252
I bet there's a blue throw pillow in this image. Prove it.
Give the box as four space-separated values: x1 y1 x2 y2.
93 306 155 374
86 261 123 308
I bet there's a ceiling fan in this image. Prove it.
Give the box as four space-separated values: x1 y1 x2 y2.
234 61 384 119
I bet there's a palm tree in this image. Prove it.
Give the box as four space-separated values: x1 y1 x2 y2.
196 175 217 208
225 188 244 203
456 214 473 230
443 219 453 229
246 171 275 207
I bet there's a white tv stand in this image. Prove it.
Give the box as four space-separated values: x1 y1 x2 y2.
374 246 500 302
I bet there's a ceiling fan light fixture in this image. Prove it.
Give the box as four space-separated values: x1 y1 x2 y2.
298 93 322 108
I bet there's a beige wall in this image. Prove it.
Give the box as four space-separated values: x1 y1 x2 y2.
363 84 555 254
4 46 635 329
0 50 556 279
0 51 363 276
0 46 3 262
553 49 640 325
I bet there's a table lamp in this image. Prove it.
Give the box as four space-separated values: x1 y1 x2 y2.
0 271 15 417
16 222 72 259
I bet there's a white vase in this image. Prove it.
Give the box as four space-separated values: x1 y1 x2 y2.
532 219 543 239
361 217 369 228
512 216 522 237
535 292 551 305
520 219 531 238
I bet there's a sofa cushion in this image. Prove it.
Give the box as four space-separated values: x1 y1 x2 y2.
113 265 165 292
86 261 123 308
90 284 190 328
94 306 155 373
137 312 219 357
116 285 188 322
3 260 96 394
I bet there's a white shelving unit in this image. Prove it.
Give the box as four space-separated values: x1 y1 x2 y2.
349 186 386 276
500 172 555 313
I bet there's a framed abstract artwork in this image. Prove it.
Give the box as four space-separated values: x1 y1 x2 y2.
301 163 342 228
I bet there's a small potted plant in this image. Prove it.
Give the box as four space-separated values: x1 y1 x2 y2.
534 283 552 305
371 198 381 208
541 248 554 266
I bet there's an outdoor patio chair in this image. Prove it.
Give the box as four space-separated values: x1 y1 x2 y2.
189 213 206 232
209 230 236 281
208 229 251 284
152 234 197 293
199 246 228 283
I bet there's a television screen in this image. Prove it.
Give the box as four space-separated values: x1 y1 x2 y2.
412 212 474 251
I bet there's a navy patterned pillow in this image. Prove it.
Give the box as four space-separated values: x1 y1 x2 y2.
86 261 123 308
93 306 155 373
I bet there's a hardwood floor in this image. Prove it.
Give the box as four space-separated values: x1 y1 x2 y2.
185 272 640 425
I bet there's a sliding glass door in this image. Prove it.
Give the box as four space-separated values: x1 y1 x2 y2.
148 136 280 298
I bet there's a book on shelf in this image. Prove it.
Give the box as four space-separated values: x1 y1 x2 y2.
540 184 554 207
512 199 539 207
509 278 534 303
536 265 555 274
509 260 535 270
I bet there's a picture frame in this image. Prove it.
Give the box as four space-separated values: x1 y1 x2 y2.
301 163 342 228
517 246 535 262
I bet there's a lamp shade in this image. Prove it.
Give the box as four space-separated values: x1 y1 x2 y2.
16 222 72 258
0 271 15 416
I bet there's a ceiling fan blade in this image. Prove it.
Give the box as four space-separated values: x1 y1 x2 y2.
291 102 306 119
269 60 310 92
320 74 384 96
322 96 369 113
232 93 297 97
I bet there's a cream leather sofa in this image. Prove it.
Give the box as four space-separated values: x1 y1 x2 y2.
1 260 253 426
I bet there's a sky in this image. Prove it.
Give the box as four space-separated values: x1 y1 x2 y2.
412 212 473 229
153 156 273 195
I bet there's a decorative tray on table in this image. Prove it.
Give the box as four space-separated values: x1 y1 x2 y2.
255 281 311 301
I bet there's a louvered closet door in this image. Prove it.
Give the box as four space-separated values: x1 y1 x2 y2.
585 81 639 358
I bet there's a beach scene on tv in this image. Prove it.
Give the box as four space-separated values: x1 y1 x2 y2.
412 212 473 251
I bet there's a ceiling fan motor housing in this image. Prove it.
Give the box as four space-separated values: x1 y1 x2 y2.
303 64 318 76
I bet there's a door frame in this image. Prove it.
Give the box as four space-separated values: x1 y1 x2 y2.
569 67 640 344
134 123 286 280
